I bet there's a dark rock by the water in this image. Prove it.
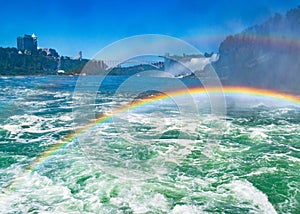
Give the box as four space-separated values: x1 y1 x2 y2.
213 6 300 92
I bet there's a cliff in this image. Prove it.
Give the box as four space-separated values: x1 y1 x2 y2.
213 6 300 92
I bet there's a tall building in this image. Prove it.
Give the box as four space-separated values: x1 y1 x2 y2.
78 51 82 60
17 34 37 52
73 51 82 60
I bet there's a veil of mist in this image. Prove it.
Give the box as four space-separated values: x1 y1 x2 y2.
0 1 300 213
214 6 300 92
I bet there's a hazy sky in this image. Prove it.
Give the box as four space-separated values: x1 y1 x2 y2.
1 0 299 58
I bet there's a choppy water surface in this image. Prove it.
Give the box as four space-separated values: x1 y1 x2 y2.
0 76 299 213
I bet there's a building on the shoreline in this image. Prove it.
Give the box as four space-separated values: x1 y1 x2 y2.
17 34 37 52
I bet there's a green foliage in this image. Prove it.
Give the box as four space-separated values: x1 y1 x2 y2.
0 47 88 75
60 58 88 75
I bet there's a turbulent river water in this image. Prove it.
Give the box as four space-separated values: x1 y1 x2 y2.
0 76 299 213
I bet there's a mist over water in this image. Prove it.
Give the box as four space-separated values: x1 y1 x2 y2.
211 6 300 95
0 76 299 213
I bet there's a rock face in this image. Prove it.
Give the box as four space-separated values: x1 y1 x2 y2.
213 6 300 92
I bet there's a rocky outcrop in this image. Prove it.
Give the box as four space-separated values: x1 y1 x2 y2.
213 6 300 92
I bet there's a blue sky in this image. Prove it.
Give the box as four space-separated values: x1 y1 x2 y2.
0 0 299 58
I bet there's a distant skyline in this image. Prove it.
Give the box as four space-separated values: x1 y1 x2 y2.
1 0 299 59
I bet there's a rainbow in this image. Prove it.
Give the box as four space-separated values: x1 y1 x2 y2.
27 86 300 171
188 31 300 54
5 86 300 191
231 33 300 49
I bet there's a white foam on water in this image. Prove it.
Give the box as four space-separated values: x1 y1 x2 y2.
246 167 277 176
249 127 268 139
59 115 73 121
170 204 204 214
2 114 71 136
2 124 20 135
225 179 277 214
2 77 300 213
270 153 300 163
54 92 71 98
0 172 85 214
110 186 169 213
219 145 251 153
